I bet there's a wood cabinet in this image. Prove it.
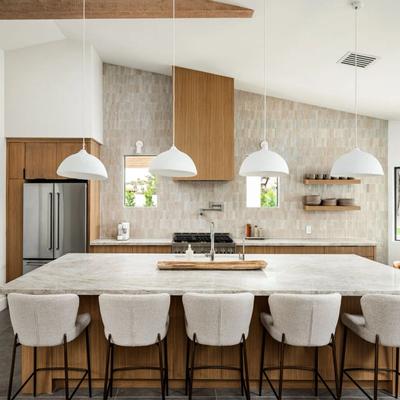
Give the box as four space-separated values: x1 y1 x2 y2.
6 138 102 282
235 245 376 260
90 245 172 254
174 66 234 181
25 142 58 179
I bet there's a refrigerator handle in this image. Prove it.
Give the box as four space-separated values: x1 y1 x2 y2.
49 192 53 250
56 192 60 250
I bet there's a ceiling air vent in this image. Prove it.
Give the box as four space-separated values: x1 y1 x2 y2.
337 51 378 68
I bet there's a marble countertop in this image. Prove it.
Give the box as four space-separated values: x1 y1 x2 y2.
1 253 397 296
90 238 377 247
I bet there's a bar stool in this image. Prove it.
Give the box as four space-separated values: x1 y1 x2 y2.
7 293 92 400
259 293 341 400
182 292 254 400
340 294 400 400
99 293 170 400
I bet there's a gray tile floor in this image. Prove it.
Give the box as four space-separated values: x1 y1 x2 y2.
0 309 394 399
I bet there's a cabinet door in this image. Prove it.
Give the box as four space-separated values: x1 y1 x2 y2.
7 142 25 179
174 67 234 181
6 179 24 281
25 142 58 179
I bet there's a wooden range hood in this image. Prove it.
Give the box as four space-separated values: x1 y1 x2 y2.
0 0 254 19
174 66 234 181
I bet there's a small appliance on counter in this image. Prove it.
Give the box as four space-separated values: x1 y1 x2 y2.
117 222 130 241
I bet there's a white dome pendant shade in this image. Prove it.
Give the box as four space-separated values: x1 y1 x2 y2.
239 141 289 177
57 148 108 180
57 0 108 181
239 1 289 178
330 147 383 177
149 145 197 177
330 1 383 178
148 0 197 178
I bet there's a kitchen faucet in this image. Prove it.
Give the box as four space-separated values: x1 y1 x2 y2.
199 210 215 261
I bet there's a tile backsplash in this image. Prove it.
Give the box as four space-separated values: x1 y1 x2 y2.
100 64 388 262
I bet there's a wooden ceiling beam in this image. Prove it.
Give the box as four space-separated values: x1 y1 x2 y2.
0 0 254 19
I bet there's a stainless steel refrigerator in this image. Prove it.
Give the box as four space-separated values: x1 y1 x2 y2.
23 182 87 273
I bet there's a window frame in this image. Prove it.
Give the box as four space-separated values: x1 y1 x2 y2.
246 176 280 209
123 154 157 209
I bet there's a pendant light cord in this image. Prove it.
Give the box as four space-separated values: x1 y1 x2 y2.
82 0 86 150
354 4 358 148
263 0 267 144
172 0 176 147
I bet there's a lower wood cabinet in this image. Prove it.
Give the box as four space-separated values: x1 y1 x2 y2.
237 245 375 260
89 245 172 253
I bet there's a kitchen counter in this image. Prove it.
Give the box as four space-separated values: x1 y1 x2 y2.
90 237 377 246
234 238 377 246
1 253 396 296
5 253 398 394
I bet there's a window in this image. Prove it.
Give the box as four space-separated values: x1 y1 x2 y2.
124 156 157 208
395 167 400 240
246 177 279 208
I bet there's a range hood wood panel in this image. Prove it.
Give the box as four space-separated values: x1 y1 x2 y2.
174 66 234 181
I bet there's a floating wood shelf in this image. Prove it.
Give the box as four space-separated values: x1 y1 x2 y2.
304 179 361 185
304 205 361 211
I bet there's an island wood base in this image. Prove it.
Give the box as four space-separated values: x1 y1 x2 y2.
20 296 395 395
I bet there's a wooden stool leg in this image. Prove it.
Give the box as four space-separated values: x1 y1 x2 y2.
164 336 169 396
157 334 165 400
185 337 190 396
239 342 244 396
331 334 340 399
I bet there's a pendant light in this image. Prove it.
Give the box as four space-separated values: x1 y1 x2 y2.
57 0 108 181
239 0 289 177
330 1 383 177
149 0 197 177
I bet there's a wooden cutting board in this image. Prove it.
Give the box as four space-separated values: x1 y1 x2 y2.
157 260 267 270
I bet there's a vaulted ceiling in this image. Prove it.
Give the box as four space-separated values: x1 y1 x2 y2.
1 0 399 120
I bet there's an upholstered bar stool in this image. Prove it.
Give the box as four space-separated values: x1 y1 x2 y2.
99 293 170 400
182 292 254 400
340 294 400 400
7 293 92 400
259 293 341 400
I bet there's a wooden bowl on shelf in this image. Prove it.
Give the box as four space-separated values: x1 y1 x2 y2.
304 195 321 205
338 198 355 206
322 198 337 206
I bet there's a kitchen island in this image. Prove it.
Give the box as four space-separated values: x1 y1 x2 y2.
1 253 399 394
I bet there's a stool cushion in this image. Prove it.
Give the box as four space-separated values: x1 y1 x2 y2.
8 293 90 347
99 294 170 347
261 293 341 347
342 294 400 347
182 293 254 346
341 313 375 343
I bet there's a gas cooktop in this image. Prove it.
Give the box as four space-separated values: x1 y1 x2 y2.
172 232 235 254
173 232 234 244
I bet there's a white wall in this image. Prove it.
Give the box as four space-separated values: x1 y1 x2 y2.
0 49 6 311
5 39 103 143
388 120 400 264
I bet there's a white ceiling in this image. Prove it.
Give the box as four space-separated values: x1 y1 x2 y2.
1 0 400 120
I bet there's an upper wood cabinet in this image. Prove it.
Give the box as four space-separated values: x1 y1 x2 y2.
23 141 83 180
7 142 25 179
174 67 234 181
25 142 58 179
